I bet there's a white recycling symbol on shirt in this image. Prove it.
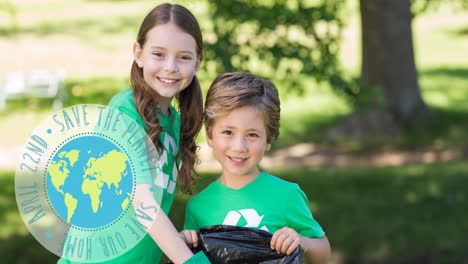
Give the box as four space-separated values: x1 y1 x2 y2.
222 209 269 232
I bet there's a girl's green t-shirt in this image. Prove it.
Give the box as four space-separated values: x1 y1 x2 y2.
58 88 209 263
108 88 181 215
105 88 180 263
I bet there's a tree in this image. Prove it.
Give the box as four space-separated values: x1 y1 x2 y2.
359 0 431 125
205 0 346 94
205 0 434 132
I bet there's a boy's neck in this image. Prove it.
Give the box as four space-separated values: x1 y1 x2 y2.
219 170 261 190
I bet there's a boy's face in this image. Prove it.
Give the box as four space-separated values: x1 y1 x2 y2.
207 105 271 180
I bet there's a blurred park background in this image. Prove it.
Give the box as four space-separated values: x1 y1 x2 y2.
1 0 467 263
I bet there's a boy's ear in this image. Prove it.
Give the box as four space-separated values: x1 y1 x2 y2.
133 42 143 68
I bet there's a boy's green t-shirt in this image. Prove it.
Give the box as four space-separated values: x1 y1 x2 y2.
57 88 209 264
184 172 325 238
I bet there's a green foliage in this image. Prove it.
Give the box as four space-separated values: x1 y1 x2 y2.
411 0 468 16
205 0 348 94
0 0 18 34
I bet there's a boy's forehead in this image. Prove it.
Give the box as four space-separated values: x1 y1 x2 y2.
212 106 266 128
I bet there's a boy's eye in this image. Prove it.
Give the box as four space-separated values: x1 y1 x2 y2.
180 56 192 60
221 130 232 135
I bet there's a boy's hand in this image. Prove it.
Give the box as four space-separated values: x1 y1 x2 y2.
271 227 302 255
180 230 198 248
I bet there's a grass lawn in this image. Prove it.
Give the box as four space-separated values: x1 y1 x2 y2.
170 163 468 263
3 162 466 263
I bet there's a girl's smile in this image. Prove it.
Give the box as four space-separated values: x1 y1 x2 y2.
134 22 201 109
158 77 180 85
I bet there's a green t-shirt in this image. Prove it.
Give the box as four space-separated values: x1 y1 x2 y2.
108 88 181 215
58 88 189 264
184 172 325 238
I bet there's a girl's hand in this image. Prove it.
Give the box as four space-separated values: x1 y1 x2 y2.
270 227 302 255
180 230 198 248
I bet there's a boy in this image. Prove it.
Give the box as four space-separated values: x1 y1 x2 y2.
182 72 331 263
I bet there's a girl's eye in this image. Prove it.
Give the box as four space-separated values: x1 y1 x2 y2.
152 52 163 57
248 133 259 137
222 130 232 135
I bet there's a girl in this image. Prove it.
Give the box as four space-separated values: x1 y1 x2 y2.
58 3 210 264
181 72 331 263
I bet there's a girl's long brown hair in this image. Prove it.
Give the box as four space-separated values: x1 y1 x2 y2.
131 3 203 194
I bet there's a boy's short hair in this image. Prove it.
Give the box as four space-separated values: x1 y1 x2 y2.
204 72 280 144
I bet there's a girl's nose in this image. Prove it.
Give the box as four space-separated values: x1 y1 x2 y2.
164 57 178 73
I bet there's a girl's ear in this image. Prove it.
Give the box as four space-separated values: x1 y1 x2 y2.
206 127 213 147
266 143 271 152
133 42 143 68
194 55 202 72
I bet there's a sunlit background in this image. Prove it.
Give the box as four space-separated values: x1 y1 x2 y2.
1 0 467 263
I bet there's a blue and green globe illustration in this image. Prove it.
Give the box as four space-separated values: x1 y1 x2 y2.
46 136 133 229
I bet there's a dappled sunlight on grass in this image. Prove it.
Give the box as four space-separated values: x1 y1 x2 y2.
420 67 468 110
274 80 351 147
414 14 468 68
63 76 130 106
167 163 468 263
400 107 468 146
0 111 52 148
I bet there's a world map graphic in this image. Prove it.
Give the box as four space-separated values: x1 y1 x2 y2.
46 136 133 228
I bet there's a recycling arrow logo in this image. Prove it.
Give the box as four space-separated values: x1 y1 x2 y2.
222 209 269 232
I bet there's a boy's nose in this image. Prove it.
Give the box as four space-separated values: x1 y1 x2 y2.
232 136 248 153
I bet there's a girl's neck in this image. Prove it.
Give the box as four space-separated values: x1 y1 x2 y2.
154 95 172 116
219 170 261 190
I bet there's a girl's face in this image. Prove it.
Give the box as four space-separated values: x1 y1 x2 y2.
207 105 271 181
134 22 200 102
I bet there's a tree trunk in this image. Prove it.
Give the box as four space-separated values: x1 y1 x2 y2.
360 0 430 125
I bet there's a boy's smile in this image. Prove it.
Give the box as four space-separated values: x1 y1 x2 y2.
207 106 271 187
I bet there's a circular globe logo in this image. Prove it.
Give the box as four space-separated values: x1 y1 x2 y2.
15 104 163 263
46 136 133 229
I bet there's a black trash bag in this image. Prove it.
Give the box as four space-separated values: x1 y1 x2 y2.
168 225 302 264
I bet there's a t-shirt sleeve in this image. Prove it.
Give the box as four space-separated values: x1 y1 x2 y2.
108 90 152 184
108 91 147 130
286 184 325 238
183 200 198 231
183 251 211 264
